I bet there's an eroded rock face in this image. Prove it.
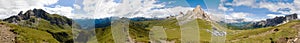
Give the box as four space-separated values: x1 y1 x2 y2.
253 13 298 28
193 5 210 20
177 5 210 21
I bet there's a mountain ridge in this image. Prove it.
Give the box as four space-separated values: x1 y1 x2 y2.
1 9 77 43
3 9 73 26
252 13 298 28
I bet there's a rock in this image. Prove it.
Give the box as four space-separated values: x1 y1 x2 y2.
177 5 210 21
193 5 210 20
3 9 73 26
252 13 298 28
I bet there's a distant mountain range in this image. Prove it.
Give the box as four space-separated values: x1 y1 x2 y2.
74 5 211 29
226 13 298 29
252 13 298 28
74 17 165 29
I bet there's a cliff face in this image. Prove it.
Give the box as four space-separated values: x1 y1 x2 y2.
178 5 210 20
253 13 298 28
193 5 210 20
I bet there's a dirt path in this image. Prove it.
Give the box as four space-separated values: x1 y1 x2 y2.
292 24 300 43
0 24 16 43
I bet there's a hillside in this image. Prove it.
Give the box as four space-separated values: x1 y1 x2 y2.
92 18 213 43
0 7 298 43
0 21 16 43
92 5 215 43
0 9 79 43
90 5 300 43
227 20 300 43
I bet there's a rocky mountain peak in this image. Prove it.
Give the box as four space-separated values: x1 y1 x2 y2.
179 5 210 20
193 5 202 12
252 13 298 28
3 9 73 26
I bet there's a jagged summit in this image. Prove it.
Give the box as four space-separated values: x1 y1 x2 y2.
252 13 298 28
193 5 202 13
177 5 210 21
3 9 73 26
14 9 50 20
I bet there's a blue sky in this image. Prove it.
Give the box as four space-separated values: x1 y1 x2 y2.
3 0 297 22
46 0 75 8
40 0 200 13
218 0 299 22
31 0 300 21
47 0 209 13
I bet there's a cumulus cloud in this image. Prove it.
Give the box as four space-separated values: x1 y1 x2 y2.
230 12 250 19
205 9 226 21
73 4 81 9
206 9 259 23
44 5 74 18
0 0 75 19
231 0 255 6
77 0 193 19
218 0 299 14
266 14 285 18
223 12 262 23
216 0 300 22
218 4 233 11
0 0 58 18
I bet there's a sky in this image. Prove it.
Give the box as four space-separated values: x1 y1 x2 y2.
0 0 299 23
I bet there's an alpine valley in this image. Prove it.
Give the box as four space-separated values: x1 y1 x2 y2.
1 5 300 43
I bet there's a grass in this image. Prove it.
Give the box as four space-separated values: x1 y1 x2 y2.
93 18 213 43
1 21 59 43
0 14 76 43
92 17 300 43
3 12 292 43
95 27 115 43
226 20 300 43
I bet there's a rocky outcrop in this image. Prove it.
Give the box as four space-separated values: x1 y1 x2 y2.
193 5 210 20
177 5 210 21
252 13 298 28
2 9 76 43
3 9 73 26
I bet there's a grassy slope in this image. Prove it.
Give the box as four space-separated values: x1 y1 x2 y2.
0 14 75 43
226 20 300 43
93 18 213 43
95 27 114 43
93 17 300 43
1 21 59 43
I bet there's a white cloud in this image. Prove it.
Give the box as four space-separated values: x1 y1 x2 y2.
78 0 193 19
218 4 232 11
218 0 234 11
266 14 285 18
230 12 249 19
44 5 74 18
219 0 298 15
258 2 294 13
231 0 255 7
73 4 81 9
205 9 226 21
0 0 75 19
216 0 300 22
223 12 262 23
